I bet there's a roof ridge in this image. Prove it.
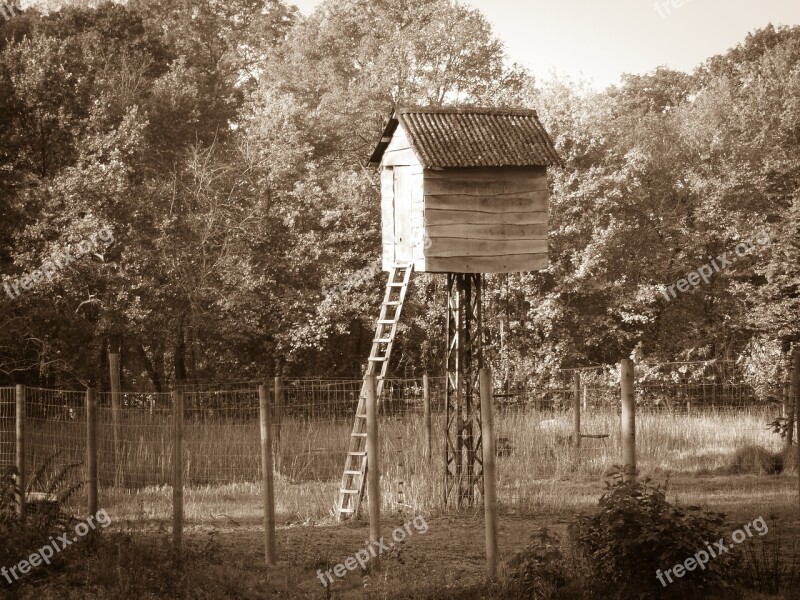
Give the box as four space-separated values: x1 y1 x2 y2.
396 105 539 118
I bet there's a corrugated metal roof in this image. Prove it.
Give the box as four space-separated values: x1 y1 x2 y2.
368 106 562 168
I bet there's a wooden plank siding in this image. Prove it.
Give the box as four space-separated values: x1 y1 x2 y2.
382 127 422 168
424 254 548 273
380 167 395 271
426 239 547 257
421 166 549 273
409 166 425 266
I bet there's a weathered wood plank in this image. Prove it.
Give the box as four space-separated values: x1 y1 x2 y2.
425 238 547 258
385 126 411 153
425 177 548 196
424 166 547 180
382 126 420 167
381 170 394 249
426 209 547 226
383 147 420 166
425 223 547 239
411 172 425 204
423 253 548 274
425 192 548 213
394 166 413 262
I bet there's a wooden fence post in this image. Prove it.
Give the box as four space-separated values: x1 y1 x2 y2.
259 384 277 565
172 389 184 555
86 387 98 517
793 349 800 514
480 368 498 579
620 359 636 483
15 384 25 518
423 373 431 461
573 371 581 448
109 353 122 486
273 376 283 474
366 374 381 571
789 361 797 448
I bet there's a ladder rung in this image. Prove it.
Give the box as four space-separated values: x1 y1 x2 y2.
373 338 392 343
344 470 362 475
338 507 355 514
351 432 367 437
356 413 367 418
387 283 404 287
378 319 396 324
348 451 366 456
384 301 401 306
339 489 359 494
368 356 387 362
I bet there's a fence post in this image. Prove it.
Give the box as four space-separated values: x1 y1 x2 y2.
480 368 498 579
109 353 122 486
273 376 283 474
423 373 431 461
259 384 277 565
573 371 581 448
366 374 381 571
583 383 588 412
86 387 98 517
172 389 184 556
15 384 25 518
620 359 636 483
789 361 797 448
793 349 800 514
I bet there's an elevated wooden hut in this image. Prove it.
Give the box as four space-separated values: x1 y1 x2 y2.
368 106 561 273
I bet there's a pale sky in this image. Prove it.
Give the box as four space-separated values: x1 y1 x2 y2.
289 0 800 90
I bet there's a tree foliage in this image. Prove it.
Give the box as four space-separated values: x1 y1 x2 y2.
0 2 798 390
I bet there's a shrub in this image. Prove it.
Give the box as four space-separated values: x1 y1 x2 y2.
506 527 566 598
1 456 84 588
569 469 739 599
728 445 782 475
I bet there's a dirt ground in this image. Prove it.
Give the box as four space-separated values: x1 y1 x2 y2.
177 474 800 599
6 474 800 599
181 512 568 598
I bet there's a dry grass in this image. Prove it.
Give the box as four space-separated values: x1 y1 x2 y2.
21 404 790 523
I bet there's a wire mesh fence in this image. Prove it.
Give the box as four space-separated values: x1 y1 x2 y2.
7 377 447 496
0 386 13 469
522 360 792 413
0 359 793 519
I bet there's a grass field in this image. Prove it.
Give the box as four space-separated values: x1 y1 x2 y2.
7 402 800 598
18 404 787 522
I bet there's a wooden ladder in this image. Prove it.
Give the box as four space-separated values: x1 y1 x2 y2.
335 263 413 520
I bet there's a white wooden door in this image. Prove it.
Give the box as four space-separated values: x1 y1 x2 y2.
393 166 413 263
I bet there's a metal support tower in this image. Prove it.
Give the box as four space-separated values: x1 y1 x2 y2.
444 273 484 507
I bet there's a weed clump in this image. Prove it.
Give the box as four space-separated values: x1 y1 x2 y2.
729 445 782 475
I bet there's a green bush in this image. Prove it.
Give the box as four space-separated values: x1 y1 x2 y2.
506 527 567 598
569 469 739 599
1 458 84 588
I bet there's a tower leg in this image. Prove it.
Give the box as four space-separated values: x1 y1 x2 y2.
445 273 483 507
